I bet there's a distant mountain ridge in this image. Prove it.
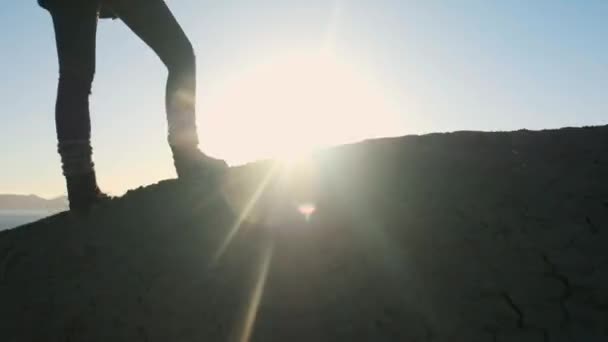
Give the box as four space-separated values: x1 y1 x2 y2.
0 194 68 211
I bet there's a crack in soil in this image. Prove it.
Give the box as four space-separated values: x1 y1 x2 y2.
501 292 524 329
585 216 599 234
541 253 573 327
0 245 16 282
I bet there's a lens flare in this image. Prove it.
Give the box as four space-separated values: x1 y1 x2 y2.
297 203 316 221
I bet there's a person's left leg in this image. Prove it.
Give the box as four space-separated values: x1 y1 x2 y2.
107 0 228 180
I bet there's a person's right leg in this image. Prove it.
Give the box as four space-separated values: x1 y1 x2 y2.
48 1 108 211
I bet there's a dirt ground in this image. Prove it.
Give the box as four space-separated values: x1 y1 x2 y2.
1 125 607 341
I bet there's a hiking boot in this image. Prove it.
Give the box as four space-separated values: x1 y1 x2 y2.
171 146 229 181
65 172 111 213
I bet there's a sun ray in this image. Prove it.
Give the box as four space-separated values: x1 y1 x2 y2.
237 239 274 342
211 163 280 265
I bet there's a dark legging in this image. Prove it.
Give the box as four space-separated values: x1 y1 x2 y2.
49 0 199 151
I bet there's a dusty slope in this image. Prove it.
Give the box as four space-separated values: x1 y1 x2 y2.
1 126 607 342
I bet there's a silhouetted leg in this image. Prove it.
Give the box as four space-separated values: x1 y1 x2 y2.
51 3 97 165
110 0 228 179
48 3 108 211
109 0 199 148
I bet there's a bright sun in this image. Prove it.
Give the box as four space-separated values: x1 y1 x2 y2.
199 51 402 165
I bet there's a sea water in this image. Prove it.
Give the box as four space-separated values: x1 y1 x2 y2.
0 210 58 231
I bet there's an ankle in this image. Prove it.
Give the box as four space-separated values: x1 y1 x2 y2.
65 172 105 211
170 144 199 156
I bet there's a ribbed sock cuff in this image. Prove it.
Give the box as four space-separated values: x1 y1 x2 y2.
58 140 95 176
167 110 199 147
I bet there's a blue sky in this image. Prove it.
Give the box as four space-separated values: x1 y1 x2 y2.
1 0 606 197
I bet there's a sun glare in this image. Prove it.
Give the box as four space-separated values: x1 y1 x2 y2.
199 51 402 165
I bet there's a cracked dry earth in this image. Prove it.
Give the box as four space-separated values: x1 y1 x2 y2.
1 125 607 341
